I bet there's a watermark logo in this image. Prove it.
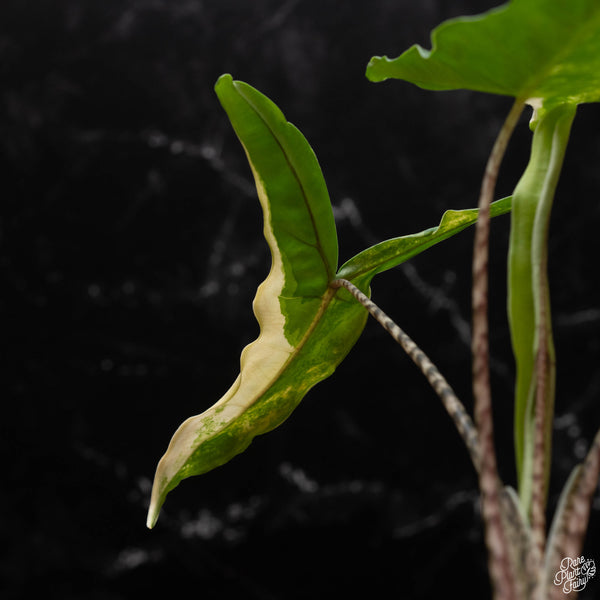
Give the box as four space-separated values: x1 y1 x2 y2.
554 556 596 594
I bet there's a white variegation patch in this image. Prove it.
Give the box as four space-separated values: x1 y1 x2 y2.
147 158 294 528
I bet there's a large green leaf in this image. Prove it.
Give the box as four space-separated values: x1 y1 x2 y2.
366 0 600 115
147 76 510 528
147 75 367 528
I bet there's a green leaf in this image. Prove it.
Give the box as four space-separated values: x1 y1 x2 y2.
337 196 511 288
147 74 367 528
147 76 511 528
366 0 600 115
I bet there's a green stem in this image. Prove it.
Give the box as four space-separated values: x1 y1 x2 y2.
508 103 577 550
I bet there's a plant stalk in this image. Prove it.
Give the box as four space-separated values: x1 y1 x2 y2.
508 103 577 554
331 277 481 473
472 99 524 600
544 425 600 599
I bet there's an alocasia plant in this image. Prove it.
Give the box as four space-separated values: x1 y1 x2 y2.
147 1 600 598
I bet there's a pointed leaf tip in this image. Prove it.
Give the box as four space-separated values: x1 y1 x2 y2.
146 508 158 529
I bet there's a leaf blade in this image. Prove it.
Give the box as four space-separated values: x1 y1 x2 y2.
366 0 600 112
147 76 365 528
337 196 511 283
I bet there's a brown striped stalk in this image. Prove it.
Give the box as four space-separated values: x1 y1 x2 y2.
330 277 481 474
471 100 525 600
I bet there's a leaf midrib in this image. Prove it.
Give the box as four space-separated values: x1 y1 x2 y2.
236 81 336 281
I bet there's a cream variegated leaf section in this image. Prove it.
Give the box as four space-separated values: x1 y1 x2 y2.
147 161 293 529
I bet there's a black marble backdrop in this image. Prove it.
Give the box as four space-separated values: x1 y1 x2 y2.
2 1 600 598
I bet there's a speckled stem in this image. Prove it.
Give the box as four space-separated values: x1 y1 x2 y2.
331 278 481 473
472 100 524 600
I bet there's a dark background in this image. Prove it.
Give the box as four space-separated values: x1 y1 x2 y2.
2 1 600 598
